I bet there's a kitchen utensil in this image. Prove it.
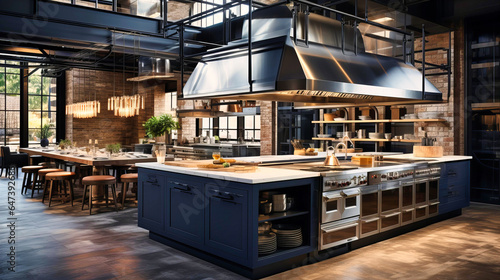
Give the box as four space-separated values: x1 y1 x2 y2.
260 201 273 215
324 146 340 166
324 113 335 121
368 132 384 139
317 134 332 138
272 194 287 212
384 133 392 140
357 129 366 139
343 131 355 138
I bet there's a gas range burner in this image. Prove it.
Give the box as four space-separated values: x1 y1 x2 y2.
301 166 359 172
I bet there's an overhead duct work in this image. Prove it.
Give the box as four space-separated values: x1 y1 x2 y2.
182 5 442 107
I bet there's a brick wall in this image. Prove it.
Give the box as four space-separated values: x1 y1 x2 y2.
65 69 166 148
259 101 275 155
410 30 466 156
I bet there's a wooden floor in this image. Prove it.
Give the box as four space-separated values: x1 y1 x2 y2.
1 172 499 280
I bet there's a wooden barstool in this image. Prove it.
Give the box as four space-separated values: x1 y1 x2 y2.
120 173 138 208
38 168 64 203
45 171 76 207
81 175 118 215
21 166 44 197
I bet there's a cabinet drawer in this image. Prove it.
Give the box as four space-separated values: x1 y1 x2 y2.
205 186 248 261
443 162 468 182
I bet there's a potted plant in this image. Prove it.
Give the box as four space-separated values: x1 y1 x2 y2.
59 139 72 150
105 143 121 157
36 123 53 147
143 114 179 144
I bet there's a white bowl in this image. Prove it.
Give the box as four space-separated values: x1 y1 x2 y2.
334 118 345 121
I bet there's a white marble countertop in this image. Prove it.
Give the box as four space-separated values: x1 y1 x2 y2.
383 154 472 163
135 162 320 184
137 154 472 184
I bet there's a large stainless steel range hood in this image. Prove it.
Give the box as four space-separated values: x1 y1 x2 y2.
182 6 442 106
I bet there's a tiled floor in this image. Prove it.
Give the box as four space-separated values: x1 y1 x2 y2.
1 171 499 280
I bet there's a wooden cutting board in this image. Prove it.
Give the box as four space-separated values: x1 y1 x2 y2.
163 160 212 168
197 165 258 173
413 146 443 158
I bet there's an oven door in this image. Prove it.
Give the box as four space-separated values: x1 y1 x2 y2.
322 191 343 224
360 185 380 238
428 177 440 217
415 179 429 221
340 188 361 219
380 182 401 232
401 182 414 226
319 217 359 250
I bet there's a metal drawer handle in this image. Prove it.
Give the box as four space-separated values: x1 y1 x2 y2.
362 217 380 223
209 189 242 198
323 194 342 201
173 186 191 192
212 195 238 204
382 212 400 218
322 224 357 233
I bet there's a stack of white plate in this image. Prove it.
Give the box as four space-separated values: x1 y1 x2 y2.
272 224 303 248
258 232 277 255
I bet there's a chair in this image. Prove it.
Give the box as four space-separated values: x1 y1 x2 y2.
1 146 29 178
120 173 138 208
81 175 118 215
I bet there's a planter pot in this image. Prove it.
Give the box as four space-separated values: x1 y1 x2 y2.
40 138 49 147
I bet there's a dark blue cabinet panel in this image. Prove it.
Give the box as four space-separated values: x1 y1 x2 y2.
205 186 248 263
439 161 470 214
166 178 204 245
138 170 166 234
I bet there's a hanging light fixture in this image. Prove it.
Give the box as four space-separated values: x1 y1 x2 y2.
65 58 100 118
107 34 144 118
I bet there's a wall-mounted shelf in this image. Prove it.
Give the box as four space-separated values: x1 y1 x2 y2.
312 119 446 124
312 138 421 143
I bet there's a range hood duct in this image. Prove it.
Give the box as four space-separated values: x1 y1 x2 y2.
182 6 442 105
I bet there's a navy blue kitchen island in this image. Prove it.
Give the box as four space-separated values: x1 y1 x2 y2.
136 154 471 279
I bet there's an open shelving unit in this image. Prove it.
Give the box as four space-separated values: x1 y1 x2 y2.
312 119 447 124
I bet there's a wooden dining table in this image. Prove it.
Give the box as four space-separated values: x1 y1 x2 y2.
19 147 156 173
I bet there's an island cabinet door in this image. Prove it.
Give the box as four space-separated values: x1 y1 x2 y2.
205 186 248 264
138 171 166 234
166 178 204 245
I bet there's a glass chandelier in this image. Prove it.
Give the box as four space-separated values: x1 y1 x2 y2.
107 34 145 118
66 68 100 119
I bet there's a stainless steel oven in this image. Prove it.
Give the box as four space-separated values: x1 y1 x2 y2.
319 216 359 250
428 176 440 217
414 166 441 221
401 181 415 226
319 171 367 250
380 181 401 232
360 184 380 238
321 187 360 224
414 178 428 221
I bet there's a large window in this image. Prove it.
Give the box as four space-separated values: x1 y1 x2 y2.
192 0 250 28
199 115 260 141
51 0 162 18
0 61 21 147
28 69 57 146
